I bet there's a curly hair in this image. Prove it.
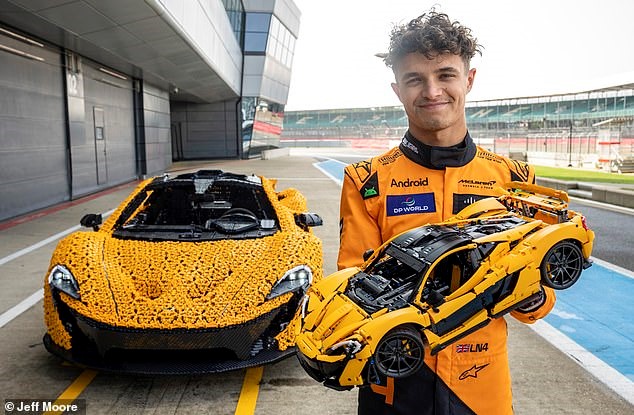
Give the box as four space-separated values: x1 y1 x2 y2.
383 10 482 70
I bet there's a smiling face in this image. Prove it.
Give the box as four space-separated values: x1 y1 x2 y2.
391 52 476 147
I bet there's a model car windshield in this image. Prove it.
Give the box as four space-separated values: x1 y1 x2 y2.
112 173 280 241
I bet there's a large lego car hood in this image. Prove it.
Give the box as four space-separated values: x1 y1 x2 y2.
47 229 322 330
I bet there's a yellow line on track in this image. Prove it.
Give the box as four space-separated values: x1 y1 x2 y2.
44 369 97 415
234 366 264 415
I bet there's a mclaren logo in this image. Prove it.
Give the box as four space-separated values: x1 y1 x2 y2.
459 363 489 380
458 179 497 187
390 177 429 187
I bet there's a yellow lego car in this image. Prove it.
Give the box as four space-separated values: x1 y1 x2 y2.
295 182 594 390
43 170 323 374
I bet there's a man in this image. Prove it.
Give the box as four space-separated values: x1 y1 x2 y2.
338 11 555 415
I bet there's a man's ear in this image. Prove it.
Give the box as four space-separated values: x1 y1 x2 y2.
466 68 476 93
391 82 402 102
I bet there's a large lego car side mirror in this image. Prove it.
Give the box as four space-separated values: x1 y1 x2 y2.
80 213 102 231
294 213 323 230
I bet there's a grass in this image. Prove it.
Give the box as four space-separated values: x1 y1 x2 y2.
533 165 634 184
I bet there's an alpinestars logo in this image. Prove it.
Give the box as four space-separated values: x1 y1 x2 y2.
390 177 429 187
459 363 489 380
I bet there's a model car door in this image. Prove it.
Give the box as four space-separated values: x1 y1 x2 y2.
414 244 487 336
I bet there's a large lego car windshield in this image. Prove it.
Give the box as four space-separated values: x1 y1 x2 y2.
112 172 280 241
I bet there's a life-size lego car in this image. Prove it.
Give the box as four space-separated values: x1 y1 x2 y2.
43 170 323 374
294 182 594 390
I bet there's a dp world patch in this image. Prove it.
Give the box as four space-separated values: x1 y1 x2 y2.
387 193 436 216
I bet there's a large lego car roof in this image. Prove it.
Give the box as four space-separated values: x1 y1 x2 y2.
111 170 279 241
147 170 263 191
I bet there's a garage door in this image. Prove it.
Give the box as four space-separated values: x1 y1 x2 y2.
0 28 68 221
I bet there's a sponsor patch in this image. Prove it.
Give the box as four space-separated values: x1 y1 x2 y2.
379 150 402 165
476 149 503 164
452 194 490 214
401 136 419 154
457 178 497 190
386 193 436 216
509 159 532 183
352 160 372 183
390 177 429 188
360 172 380 199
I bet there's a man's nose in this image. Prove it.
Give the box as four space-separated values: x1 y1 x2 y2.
421 80 443 99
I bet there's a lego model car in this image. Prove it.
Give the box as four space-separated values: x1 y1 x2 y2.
294 182 594 390
43 170 323 374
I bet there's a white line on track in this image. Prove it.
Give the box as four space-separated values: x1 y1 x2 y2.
312 159 345 187
0 289 43 328
0 209 115 328
529 320 634 405
570 195 634 215
0 226 80 267
0 208 116 267
591 257 634 279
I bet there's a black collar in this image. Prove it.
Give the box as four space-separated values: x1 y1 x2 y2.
399 131 477 170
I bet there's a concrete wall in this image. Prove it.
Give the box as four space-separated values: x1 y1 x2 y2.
171 101 239 159
141 83 172 176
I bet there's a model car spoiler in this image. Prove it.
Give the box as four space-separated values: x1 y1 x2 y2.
503 181 569 210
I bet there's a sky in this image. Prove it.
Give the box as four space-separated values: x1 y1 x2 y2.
285 0 634 111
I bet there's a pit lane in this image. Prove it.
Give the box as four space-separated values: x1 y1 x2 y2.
0 153 632 414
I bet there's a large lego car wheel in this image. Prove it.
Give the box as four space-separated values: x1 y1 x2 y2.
374 326 425 379
540 241 584 290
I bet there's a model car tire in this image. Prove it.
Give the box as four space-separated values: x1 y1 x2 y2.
540 240 584 290
373 325 425 379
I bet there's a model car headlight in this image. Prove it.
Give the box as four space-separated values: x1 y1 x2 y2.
327 339 363 356
48 265 81 299
267 265 313 300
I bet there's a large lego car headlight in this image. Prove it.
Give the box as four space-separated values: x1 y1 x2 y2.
267 265 313 300
48 265 81 299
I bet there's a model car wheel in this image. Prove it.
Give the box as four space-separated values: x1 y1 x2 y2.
374 326 424 379
540 241 584 289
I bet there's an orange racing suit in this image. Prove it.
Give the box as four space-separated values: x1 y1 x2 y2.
338 132 555 415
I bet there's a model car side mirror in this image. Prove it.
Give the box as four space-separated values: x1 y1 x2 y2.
362 249 374 262
294 213 323 230
80 213 102 231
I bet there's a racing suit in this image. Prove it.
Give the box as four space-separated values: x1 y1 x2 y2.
338 131 556 415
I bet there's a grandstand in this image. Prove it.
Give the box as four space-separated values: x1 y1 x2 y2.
281 84 634 172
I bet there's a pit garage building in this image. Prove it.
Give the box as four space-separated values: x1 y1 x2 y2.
0 0 300 221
